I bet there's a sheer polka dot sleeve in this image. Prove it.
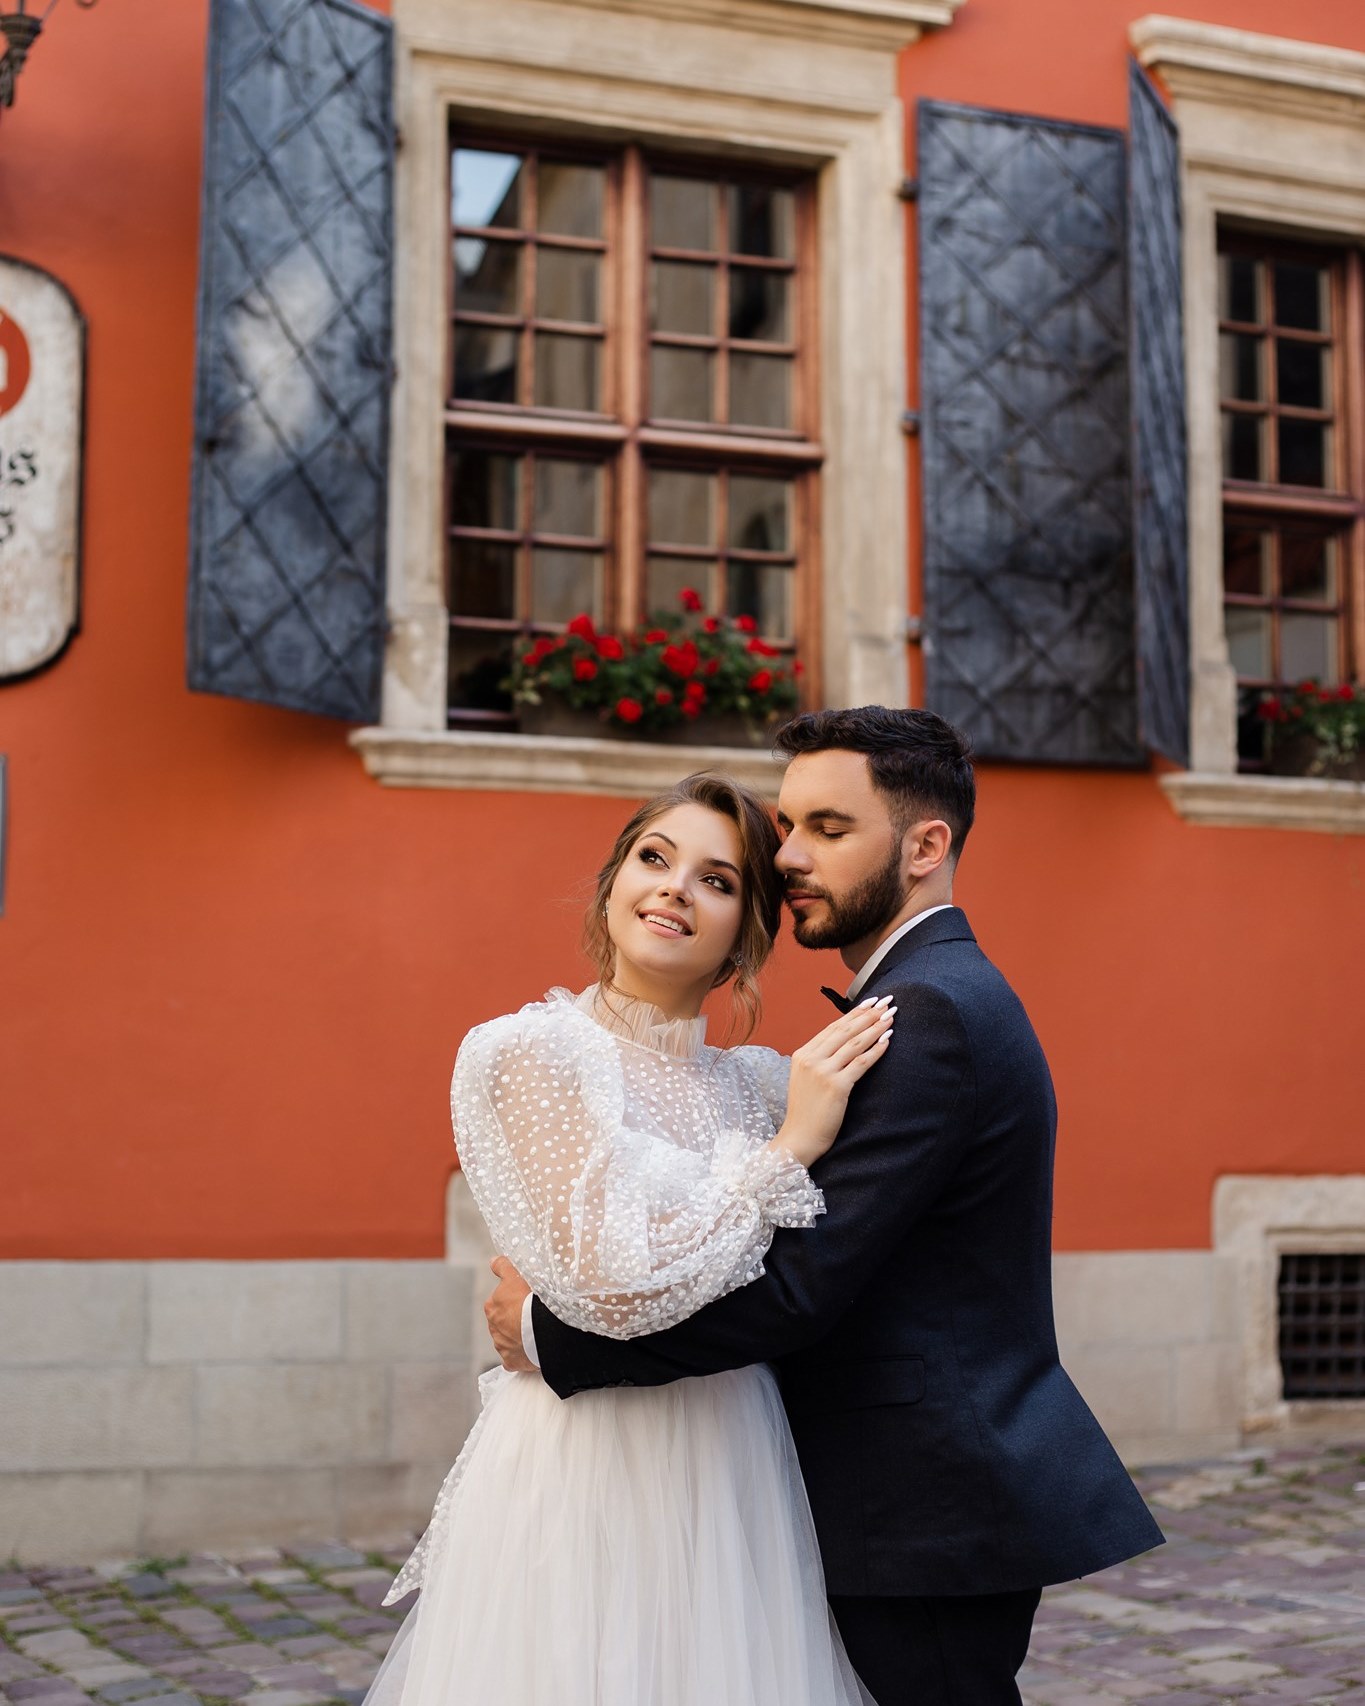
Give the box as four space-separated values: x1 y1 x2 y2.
451 999 822 1340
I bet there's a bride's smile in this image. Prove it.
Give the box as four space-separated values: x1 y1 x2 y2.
604 800 748 1018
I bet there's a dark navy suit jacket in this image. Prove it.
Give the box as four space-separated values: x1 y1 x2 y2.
532 908 1164 1597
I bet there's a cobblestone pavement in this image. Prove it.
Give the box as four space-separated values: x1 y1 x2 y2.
1021 1442 1365 1705
1 1443 1361 1706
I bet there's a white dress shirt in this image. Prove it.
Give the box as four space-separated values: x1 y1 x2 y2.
843 903 953 1003
523 903 954 1368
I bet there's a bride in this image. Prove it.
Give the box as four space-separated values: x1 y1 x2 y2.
364 771 894 1706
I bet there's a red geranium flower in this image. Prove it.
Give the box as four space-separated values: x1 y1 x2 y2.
663 640 700 678
567 613 597 639
746 637 780 658
596 635 625 661
683 680 707 704
655 688 674 706
703 616 721 634
1296 679 1317 694
793 660 804 677
704 657 720 676
644 628 668 644
573 657 598 682
735 614 758 633
1290 704 1305 719
748 669 773 693
615 697 644 723
1339 683 1357 701
1257 697 1283 721
680 588 703 612
680 701 701 719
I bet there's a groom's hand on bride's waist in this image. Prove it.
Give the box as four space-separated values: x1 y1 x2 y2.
486 1256 535 1372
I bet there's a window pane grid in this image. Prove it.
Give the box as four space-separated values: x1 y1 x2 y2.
451 146 610 415
1278 1253 1365 1400
645 464 799 644
447 138 817 727
1218 237 1364 770
647 168 800 433
1218 245 1341 491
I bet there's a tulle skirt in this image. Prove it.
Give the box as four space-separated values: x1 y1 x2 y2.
364 1364 872 1706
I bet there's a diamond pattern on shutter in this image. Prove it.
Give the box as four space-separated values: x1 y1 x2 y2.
918 101 1140 765
188 0 394 720
1129 60 1190 767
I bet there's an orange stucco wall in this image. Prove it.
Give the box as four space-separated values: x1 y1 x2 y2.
2 1 1362 1263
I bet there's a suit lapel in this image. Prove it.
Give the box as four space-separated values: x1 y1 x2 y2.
859 906 976 987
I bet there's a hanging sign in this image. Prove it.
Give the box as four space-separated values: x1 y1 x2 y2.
0 257 84 680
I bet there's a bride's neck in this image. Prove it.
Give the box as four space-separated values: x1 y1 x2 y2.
608 958 711 1021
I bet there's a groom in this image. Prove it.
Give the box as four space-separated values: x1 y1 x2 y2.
485 706 1163 1705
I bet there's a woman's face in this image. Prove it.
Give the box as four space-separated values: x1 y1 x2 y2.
606 802 747 1002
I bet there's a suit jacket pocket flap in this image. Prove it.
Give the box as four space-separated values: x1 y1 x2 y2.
786 1355 925 1414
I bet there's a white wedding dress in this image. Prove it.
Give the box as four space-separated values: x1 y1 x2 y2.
363 985 872 1706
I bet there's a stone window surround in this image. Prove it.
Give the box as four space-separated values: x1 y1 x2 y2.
351 0 966 800
1132 17 1365 835
1214 1174 1365 1438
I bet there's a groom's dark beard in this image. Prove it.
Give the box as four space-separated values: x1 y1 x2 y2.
786 845 906 951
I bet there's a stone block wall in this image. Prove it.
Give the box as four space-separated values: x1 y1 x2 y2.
0 1262 475 1564
0 1235 1256 1562
1052 1251 1244 1464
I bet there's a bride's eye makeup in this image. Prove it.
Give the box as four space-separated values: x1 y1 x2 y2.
636 842 736 894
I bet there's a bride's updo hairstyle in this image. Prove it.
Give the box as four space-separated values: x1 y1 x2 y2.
584 772 783 1040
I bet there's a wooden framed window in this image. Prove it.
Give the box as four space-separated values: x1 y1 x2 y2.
445 137 820 727
1218 233 1365 767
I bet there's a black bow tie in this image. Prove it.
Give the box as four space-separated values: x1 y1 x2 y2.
820 986 854 1014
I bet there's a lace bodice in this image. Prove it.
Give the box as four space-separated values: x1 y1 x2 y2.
382 987 823 1607
452 985 823 1339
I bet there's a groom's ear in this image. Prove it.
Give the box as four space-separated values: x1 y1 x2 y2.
903 817 953 879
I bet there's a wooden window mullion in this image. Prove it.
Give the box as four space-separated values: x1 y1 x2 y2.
522 156 539 410
1344 252 1365 680
616 146 647 634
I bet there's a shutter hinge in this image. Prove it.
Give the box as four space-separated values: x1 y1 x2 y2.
901 410 921 435
899 177 920 202
394 125 404 153
905 614 924 645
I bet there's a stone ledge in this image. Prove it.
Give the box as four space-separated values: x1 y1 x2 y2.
1160 772 1365 834
406 0 965 55
350 727 786 800
1132 16 1365 112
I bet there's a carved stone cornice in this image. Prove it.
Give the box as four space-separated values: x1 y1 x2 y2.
1132 16 1365 121
406 0 966 55
1161 772 1365 835
351 728 786 800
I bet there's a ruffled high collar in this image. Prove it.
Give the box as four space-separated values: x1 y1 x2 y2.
562 984 709 1058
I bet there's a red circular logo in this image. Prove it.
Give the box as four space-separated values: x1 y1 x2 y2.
0 310 33 419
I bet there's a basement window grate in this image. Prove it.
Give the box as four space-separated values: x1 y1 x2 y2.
1278 1253 1365 1400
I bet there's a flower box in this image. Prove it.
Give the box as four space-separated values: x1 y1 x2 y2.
506 591 802 743
1266 732 1365 783
517 703 776 748
1258 681 1364 780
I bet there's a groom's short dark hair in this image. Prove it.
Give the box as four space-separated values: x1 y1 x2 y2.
773 706 976 862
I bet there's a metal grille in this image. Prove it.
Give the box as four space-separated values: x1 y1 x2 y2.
1278 1253 1365 1399
187 0 394 720
917 100 1140 767
1128 60 1190 768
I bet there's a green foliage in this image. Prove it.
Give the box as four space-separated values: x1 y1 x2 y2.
505 591 801 736
1258 679 1364 774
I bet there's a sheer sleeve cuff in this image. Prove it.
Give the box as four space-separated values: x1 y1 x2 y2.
713 1130 826 1229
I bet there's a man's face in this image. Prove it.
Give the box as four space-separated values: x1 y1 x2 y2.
774 750 907 952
